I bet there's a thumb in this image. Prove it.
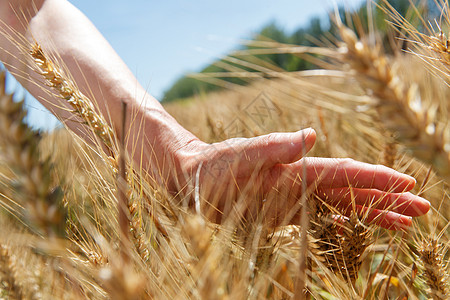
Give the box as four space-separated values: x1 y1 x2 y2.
233 128 316 173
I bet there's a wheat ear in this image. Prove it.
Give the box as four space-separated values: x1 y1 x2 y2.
381 0 450 82
338 24 450 180
29 43 115 153
309 199 373 285
0 70 66 237
334 212 373 285
29 45 154 262
0 244 23 299
417 238 449 300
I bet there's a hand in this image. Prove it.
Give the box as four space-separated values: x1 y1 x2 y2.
175 128 430 230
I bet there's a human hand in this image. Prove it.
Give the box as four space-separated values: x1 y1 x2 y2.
175 128 430 230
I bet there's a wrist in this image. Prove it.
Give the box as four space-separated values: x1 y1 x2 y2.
168 136 208 193
127 101 205 190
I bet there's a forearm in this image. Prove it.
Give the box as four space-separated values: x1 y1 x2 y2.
0 0 200 184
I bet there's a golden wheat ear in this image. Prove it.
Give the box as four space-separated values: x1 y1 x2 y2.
309 197 373 286
28 43 116 155
0 244 24 299
334 20 450 181
381 0 450 81
417 237 449 300
0 69 66 237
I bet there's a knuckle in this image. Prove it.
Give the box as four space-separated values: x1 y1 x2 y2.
264 133 283 147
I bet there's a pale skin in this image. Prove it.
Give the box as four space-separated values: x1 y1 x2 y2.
0 0 430 229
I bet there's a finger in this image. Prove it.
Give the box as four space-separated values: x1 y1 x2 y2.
286 157 416 192
319 188 430 217
226 128 316 174
337 205 412 230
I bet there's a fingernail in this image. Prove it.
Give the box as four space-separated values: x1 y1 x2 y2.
300 128 314 139
420 199 431 213
404 175 417 189
407 175 417 184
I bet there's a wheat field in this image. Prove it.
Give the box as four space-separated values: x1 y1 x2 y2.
0 2 449 300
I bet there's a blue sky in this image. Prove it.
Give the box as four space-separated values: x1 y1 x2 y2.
23 0 363 130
